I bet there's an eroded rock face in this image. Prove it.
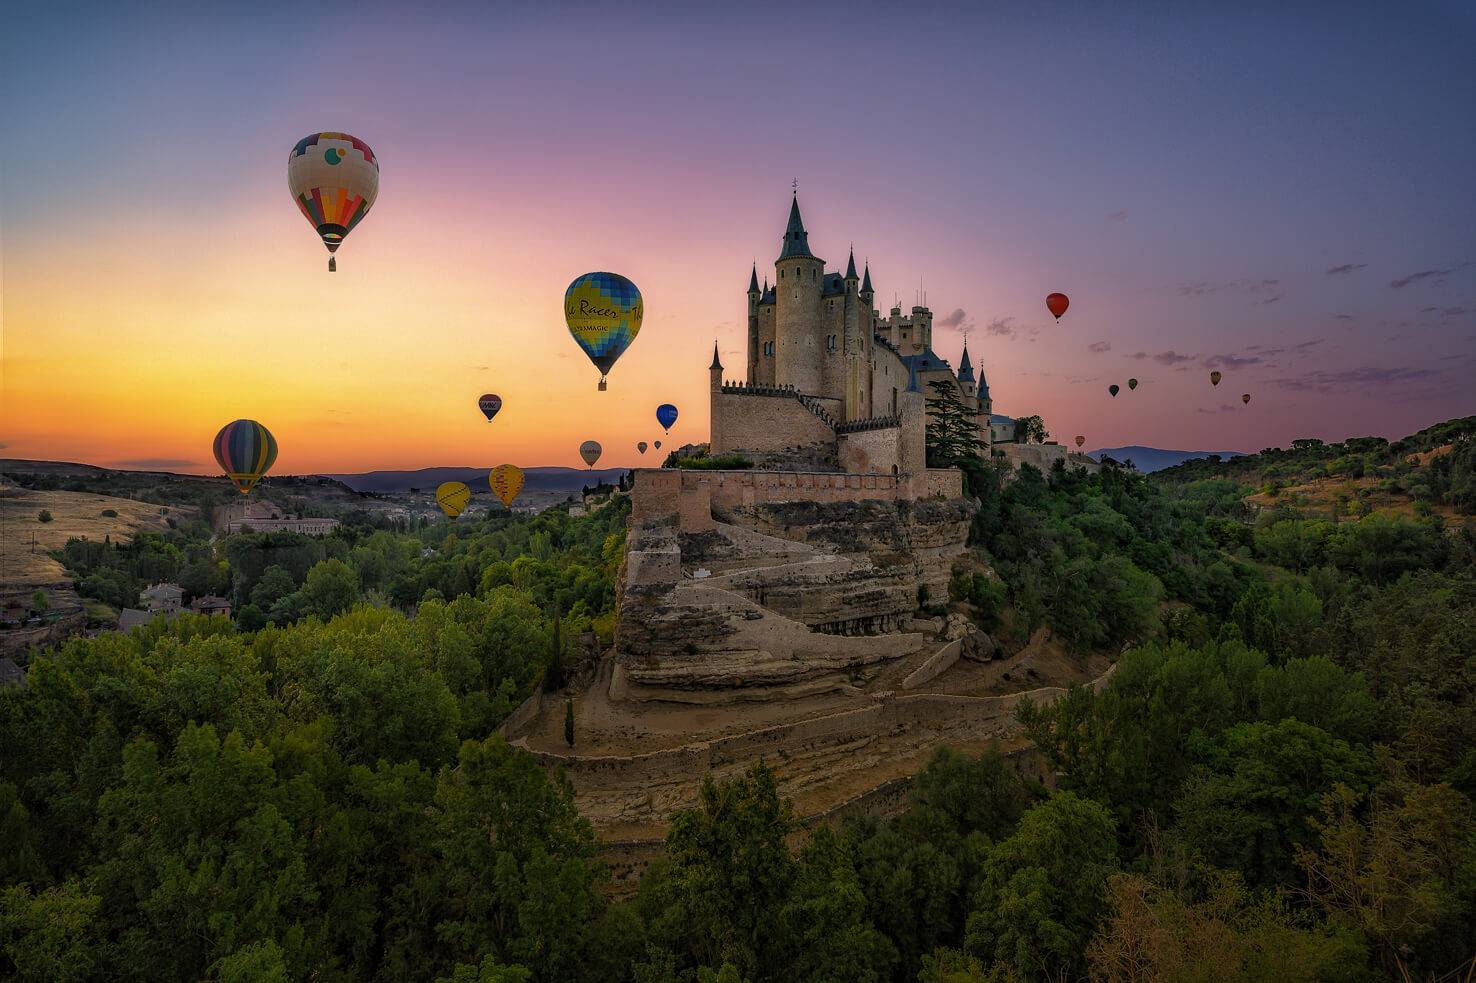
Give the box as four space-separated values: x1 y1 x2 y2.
614 496 973 699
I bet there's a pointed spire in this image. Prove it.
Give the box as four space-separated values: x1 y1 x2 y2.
710 341 723 371
861 262 873 295
958 337 975 381
845 245 858 280
977 358 990 399
748 262 759 293
779 193 814 260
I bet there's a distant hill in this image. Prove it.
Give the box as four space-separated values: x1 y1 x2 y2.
1087 446 1244 473
322 466 628 494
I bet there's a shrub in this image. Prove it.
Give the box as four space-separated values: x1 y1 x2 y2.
672 455 753 470
37 510 53 523
100 508 118 517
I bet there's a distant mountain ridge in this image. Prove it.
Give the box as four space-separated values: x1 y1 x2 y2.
1087 446 1244 473
321 466 628 494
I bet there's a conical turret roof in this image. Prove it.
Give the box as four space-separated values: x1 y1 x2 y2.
779 194 814 260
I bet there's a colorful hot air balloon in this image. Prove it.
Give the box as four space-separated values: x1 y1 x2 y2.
478 394 502 422
656 403 678 433
1046 292 1069 321
288 133 378 272
436 481 471 518
1075 435 1085 448
1242 393 1251 405
1109 385 1120 398
1210 371 1223 386
637 441 648 455
565 272 643 390
213 420 278 495
1128 378 1138 391
654 440 662 450
579 440 603 468
489 465 524 508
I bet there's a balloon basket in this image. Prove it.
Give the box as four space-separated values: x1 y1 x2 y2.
328 256 336 272
598 378 607 391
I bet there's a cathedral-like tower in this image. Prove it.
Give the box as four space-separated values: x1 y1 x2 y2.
746 263 760 384
774 195 824 393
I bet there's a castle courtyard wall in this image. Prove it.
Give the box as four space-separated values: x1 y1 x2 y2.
709 390 836 463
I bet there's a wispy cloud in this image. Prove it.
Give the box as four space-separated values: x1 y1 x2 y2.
1390 263 1470 289
1179 278 1280 297
1106 210 1127 222
938 308 968 329
1273 365 1442 393
1325 263 1366 276
1088 341 1112 354
1202 353 1263 369
1197 404 1238 414
985 316 1016 338
115 458 198 468
1151 350 1196 365
1332 314 1356 321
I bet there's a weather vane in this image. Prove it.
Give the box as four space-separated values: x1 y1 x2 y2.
792 178 798 194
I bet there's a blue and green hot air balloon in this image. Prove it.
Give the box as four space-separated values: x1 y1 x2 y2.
656 403 678 433
565 272 642 390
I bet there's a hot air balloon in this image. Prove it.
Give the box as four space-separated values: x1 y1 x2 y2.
579 440 603 468
489 465 524 508
213 420 278 495
1210 371 1222 386
565 272 643 390
654 440 662 450
1046 292 1069 321
1075 435 1085 448
1128 378 1138 391
436 481 471 517
1242 393 1251 405
637 441 648 455
1109 385 1120 398
478 394 502 422
288 133 378 272
656 403 678 433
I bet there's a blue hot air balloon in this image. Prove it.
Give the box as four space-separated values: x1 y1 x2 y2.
656 403 678 433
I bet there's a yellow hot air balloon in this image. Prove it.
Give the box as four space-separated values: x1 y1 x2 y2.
436 481 471 518
288 133 379 272
489 465 524 509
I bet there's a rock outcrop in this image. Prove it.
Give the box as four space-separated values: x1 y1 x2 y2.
614 496 973 700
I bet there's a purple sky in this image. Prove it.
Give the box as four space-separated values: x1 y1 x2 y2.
2 2 1473 467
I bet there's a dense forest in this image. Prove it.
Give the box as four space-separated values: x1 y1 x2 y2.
3 422 1475 981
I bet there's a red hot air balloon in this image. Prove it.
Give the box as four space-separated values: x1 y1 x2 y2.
478 394 502 422
1242 393 1251 405
1046 293 1069 321
1075 435 1085 448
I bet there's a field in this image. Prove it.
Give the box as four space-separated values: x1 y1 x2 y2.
0 480 194 590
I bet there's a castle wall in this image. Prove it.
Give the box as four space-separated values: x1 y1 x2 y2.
632 468 917 533
838 422 902 475
709 389 836 466
756 302 776 386
924 468 965 497
819 292 846 403
869 346 909 418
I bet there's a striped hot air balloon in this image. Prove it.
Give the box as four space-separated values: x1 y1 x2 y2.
288 132 378 272
213 420 278 495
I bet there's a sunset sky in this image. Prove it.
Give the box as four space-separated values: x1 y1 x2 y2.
2 3 1473 473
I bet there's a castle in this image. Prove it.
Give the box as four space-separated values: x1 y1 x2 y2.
709 194 995 488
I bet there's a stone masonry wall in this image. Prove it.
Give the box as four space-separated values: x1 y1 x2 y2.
838 423 902 475
710 390 836 465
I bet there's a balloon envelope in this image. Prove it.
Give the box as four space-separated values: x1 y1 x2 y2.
478 394 502 422
213 420 278 495
436 481 471 517
1108 385 1120 398
637 441 647 454
1046 292 1069 321
656 403 678 433
1075 435 1085 448
654 440 662 450
1128 378 1138 390
489 465 524 508
288 133 378 270
1242 393 1251 405
1210 371 1222 386
579 440 603 468
565 272 643 389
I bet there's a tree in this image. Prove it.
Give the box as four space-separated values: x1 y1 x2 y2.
37 510 52 523
925 380 983 469
30 590 48 613
1014 414 1048 444
564 699 575 748
300 558 360 620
